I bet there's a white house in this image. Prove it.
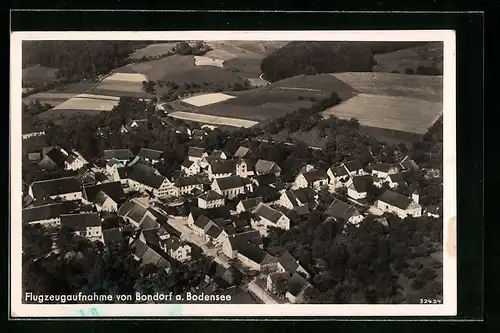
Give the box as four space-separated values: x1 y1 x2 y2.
285 273 313 304
279 188 317 210
327 165 351 189
236 241 276 271
222 230 264 259
22 200 82 226
252 202 290 237
347 175 372 200
212 176 253 199
376 190 422 218
294 169 329 189
188 147 208 163
60 212 103 242
276 250 311 279
198 190 225 209
236 197 263 214
385 173 407 189
342 160 364 176
137 148 163 165
325 198 365 225
103 149 133 164
205 224 228 247
164 236 192 262
254 159 281 176
127 164 177 198
370 163 400 179
174 176 204 196
29 177 82 202
64 150 88 171
181 159 201 176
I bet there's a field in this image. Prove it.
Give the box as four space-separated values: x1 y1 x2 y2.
22 64 58 86
373 42 444 74
86 72 150 98
223 57 263 78
22 81 96 107
113 55 196 81
128 43 177 59
181 93 236 107
194 56 224 67
205 41 288 59
37 109 109 123
168 111 258 128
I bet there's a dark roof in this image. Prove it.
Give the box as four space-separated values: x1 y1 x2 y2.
194 215 213 229
45 147 68 167
165 236 185 251
210 150 226 158
210 160 237 174
254 173 277 186
253 203 285 224
204 206 232 220
141 229 161 247
182 159 195 168
325 198 360 221
103 149 133 160
30 177 81 199
228 230 263 248
302 169 329 183
286 188 316 206
233 146 250 158
214 176 245 191
141 214 160 230
22 200 82 223
133 239 170 269
129 164 166 189
329 165 348 177
224 224 237 235
399 155 419 171
350 175 372 193
343 159 363 172
388 173 405 182
238 197 263 211
278 251 299 272
174 175 203 188
371 163 399 173
378 190 414 210
206 224 223 238
118 200 149 223
93 191 110 206
293 205 310 215
102 228 124 245
198 190 224 201
138 148 163 161
255 159 281 174
83 181 126 204
188 147 206 158
60 212 101 231
238 241 274 265
117 167 131 179
286 273 310 297
213 218 232 228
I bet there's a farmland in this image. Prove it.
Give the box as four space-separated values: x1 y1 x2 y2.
128 42 177 59
89 72 150 98
194 56 224 67
168 111 258 128
181 93 236 107
22 81 96 107
22 65 58 87
113 55 196 81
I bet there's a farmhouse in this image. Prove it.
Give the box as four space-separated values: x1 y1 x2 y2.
102 228 125 247
64 151 88 171
137 148 163 165
164 236 192 262
212 176 253 199
131 239 171 272
197 190 225 209
295 169 329 189
252 174 278 188
174 176 204 196
29 177 82 202
370 163 400 179
181 159 201 176
233 146 251 159
118 199 159 228
127 164 177 198
252 202 291 236
342 160 364 176
60 212 103 241
279 188 317 210
188 147 208 162
285 273 313 304
325 198 364 225
82 181 126 212
22 200 82 225
376 190 422 218
276 250 310 279
39 146 69 170
254 159 281 176
385 173 407 189
120 118 148 134
103 149 133 163
190 214 215 239
399 155 420 172
222 230 264 259
205 224 228 246
235 241 276 271
347 175 372 200
236 197 263 214
327 165 351 188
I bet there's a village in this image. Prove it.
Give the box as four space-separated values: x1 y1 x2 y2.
22 120 441 304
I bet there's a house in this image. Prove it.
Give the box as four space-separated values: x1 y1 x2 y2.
222 230 263 259
189 214 214 239
102 228 125 247
424 205 441 218
22 200 83 225
370 163 400 179
29 177 82 202
233 146 251 159
279 188 317 210
64 150 88 171
28 152 42 164
105 158 126 176
205 224 228 246
385 173 407 189
164 236 192 262
174 176 204 196
181 159 201 176
118 199 159 228
266 272 291 295
188 147 208 162
120 118 148 133
327 165 351 188
210 149 227 160
208 262 243 288
295 169 329 189
276 250 310 278
137 148 163 165
254 159 281 176
198 190 225 209
252 173 278 187
212 176 253 199
191 129 207 140
127 163 177 198
399 155 420 172
325 198 364 225
377 190 422 218
60 212 103 241
236 241 276 271
297 164 316 176
103 149 133 164
236 197 263 213
252 202 291 236
285 273 313 304
207 159 251 180
347 175 372 200
82 181 126 212
38 146 69 170
131 239 171 272
342 159 364 176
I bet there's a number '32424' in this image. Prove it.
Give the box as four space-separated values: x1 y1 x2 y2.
420 298 443 304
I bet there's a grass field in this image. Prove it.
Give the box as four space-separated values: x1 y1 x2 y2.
128 42 177 59
22 81 96 107
194 56 224 67
373 42 444 74
113 55 196 81
49 94 119 112
22 64 58 86
222 57 263 77
181 93 236 107
168 111 258 128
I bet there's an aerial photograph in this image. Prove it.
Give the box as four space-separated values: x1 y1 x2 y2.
20 39 444 305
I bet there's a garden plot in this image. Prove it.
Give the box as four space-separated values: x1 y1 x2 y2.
168 111 258 128
181 93 236 107
194 56 224 67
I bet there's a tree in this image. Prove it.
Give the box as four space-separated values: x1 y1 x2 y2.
175 41 192 55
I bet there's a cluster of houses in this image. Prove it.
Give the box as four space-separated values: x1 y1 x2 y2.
22 138 439 303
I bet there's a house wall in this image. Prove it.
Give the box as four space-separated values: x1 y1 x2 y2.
294 174 308 189
198 198 224 209
213 231 228 247
237 253 260 271
170 245 191 262
86 226 103 239
98 198 118 212
178 183 203 196
56 192 82 201
376 201 422 219
347 188 367 200
222 239 237 259
279 194 295 210
348 214 365 225
209 171 232 181
222 187 245 199
182 164 200 176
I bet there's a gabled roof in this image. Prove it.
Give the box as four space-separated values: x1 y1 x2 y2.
141 228 161 247
329 165 348 177
194 215 213 229
399 155 419 171
387 173 405 183
83 181 126 204
278 251 300 272
210 160 237 174
293 205 310 215
285 188 316 207
118 200 149 224
237 241 275 265
238 197 263 211
206 224 224 238
188 147 206 158
214 175 245 191
378 190 414 210
198 190 224 201
174 175 203 188
301 169 329 183
140 213 160 230
30 177 81 199
253 202 286 224
350 175 372 193
233 146 250 158
210 150 226 159
343 159 363 172
371 163 399 173
286 273 310 297
93 190 110 206
325 198 360 221
60 212 101 232
165 236 187 251
138 148 163 161
181 159 195 168
65 154 78 164
103 149 133 160
228 230 263 248
45 147 69 167
132 239 170 269
102 228 124 245
255 159 281 174
128 164 167 189
254 173 277 186
22 200 82 223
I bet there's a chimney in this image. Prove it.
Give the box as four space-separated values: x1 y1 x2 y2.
411 192 419 203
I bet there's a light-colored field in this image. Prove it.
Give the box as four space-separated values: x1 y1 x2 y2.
102 72 148 82
247 78 270 87
181 93 236 107
93 72 148 94
168 111 258 128
322 93 443 134
205 41 289 59
23 92 81 107
114 55 196 81
51 94 119 111
76 93 120 101
194 56 224 67
129 43 177 59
